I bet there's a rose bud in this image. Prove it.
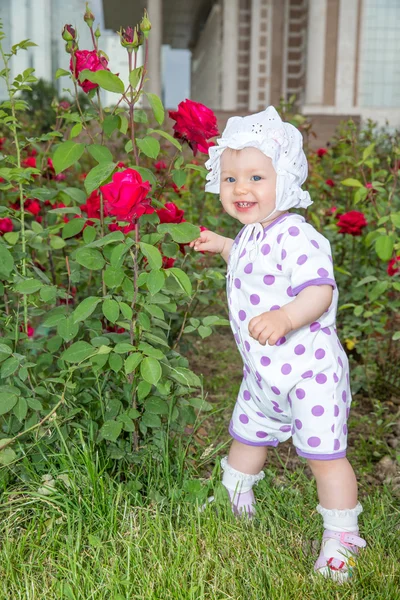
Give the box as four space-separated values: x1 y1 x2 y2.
84 3 95 27
62 24 76 41
139 10 151 38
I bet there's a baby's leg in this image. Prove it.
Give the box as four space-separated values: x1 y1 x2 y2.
222 440 268 516
308 458 366 581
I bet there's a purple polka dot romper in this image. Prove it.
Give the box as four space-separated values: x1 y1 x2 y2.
227 212 351 460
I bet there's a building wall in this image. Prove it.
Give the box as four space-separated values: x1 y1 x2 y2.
191 4 222 109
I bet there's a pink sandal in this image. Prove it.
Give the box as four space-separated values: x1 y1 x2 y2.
314 530 367 582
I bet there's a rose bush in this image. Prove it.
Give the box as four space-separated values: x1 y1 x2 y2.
0 9 227 482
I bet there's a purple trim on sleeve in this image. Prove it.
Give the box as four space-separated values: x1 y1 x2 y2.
229 422 279 447
292 278 336 296
295 448 347 460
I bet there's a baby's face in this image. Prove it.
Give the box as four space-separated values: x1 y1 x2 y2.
220 147 278 226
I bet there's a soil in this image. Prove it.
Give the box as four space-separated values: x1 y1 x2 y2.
187 329 400 494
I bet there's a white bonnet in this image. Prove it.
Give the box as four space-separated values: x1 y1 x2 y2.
204 106 312 213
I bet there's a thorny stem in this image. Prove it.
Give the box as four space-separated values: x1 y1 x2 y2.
0 42 28 335
128 51 139 166
100 191 106 297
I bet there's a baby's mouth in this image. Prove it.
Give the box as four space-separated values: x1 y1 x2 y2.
235 202 256 209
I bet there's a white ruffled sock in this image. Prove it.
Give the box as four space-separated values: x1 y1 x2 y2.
221 456 265 516
316 503 363 573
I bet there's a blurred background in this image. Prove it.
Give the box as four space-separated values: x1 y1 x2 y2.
0 0 399 143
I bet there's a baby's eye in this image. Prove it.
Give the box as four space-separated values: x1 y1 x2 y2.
226 176 235 183
251 175 262 181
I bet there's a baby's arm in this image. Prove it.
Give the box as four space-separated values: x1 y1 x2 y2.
249 285 333 346
190 230 234 263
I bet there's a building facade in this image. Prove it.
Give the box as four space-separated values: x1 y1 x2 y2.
191 0 400 129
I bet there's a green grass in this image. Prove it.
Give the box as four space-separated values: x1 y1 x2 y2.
0 438 399 600
1 330 400 599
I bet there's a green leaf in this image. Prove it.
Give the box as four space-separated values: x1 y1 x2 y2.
341 178 363 188
62 218 86 239
70 122 83 139
75 248 105 270
139 242 162 270
103 114 119 137
167 268 192 296
109 353 123 373
145 93 165 124
87 144 113 164
57 316 79 342
61 187 87 204
119 302 133 320
138 342 165 360
99 420 123 442
157 222 200 244
375 235 394 261
145 397 169 415
79 69 125 94
147 128 182 151
40 285 57 302
147 269 165 295
140 357 162 385
102 299 120 323
0 392 18 415
392 331 400 341
53 141 85 175
84 162 116 195
390 213 400 228
129 66 143 89
114 343 136 354
134 109 148 123
72 297 102 323
86 231 124 248
198 325 212 338
61 341 96 363
0 243 14 277
104 266 125 288
14 397 27 421
141 412 161 428
172 169 187 188
184 164 208 176
26 397 43 411
369 281 389 303
362 143 375 160
137 136 160 160
15 278 43 294
0 447 16 465
50 235 66 250
55 68 70 79
0 344 12 356
124 352 143 375
167 366 201 388
83 226 97 244
355 276 378 287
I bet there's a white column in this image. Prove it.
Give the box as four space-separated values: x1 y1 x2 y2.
31 0 52 82
221 0 239 110
147 0 162 98
304 0 327 105
249 0 261 110
335 0 358 109
10 0 30 80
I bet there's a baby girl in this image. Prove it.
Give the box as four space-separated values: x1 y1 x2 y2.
190 106 366 582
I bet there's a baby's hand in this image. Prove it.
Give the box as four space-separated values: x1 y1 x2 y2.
189 229 227 254
248 309 293 346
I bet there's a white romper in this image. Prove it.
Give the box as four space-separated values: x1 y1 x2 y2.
227 211 351 460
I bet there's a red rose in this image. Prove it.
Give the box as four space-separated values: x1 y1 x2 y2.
80 190 105 220
325 179 335 187
22 156 37 169
156 202 185 224
387 255 400 277
100 168 153 221
117 161 126 169
337 211 367 236
25 199 41 216
0 137 6 150
162 256 175 269
108 222 135 234
19 324 35 338
168 99 219 156
317 148 328 158
154 160 167 171
70 50 110 94
170 182 186 194
0 217 13 235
